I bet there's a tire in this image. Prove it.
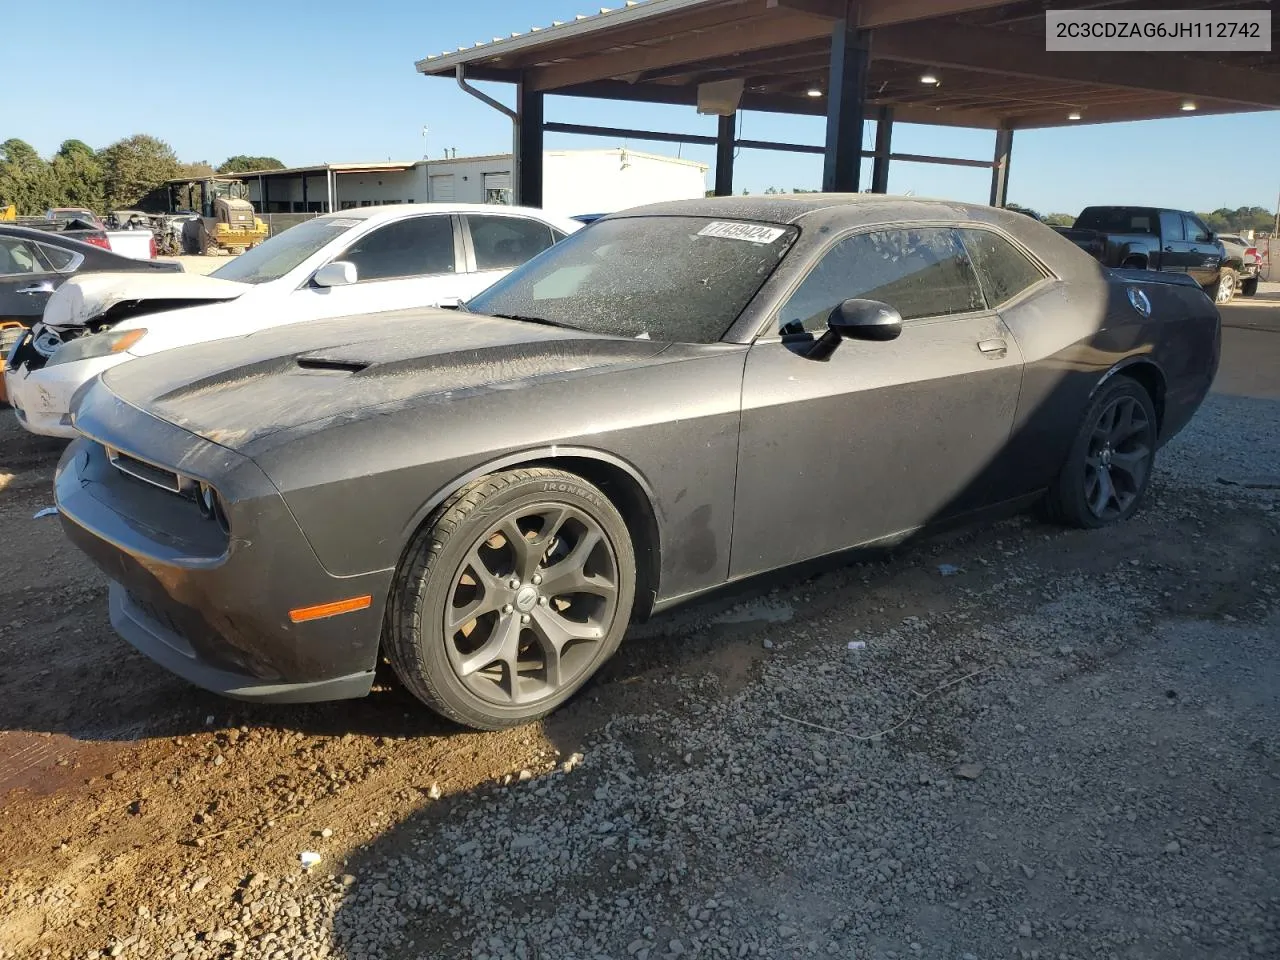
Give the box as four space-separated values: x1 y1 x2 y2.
1047 376 1158 530
1213 267 1237 305
1240 277 1258 298
386 467 636 730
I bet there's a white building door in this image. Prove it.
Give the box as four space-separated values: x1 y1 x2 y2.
483 172 512 205
430 175 455 202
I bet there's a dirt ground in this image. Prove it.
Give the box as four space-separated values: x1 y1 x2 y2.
0 287 1277 959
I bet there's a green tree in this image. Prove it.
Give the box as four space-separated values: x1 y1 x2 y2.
0 138 56 214
1005 202 1042 221
100 134 180 210
1043 212 1075 227
1199 206 1275 235
50 139 104 212
217 155 285 174
178 160 216 179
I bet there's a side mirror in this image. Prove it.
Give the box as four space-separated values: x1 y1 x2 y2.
313 261 357 288
806 298 903 360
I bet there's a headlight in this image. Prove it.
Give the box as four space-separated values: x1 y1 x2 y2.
46 328 147 367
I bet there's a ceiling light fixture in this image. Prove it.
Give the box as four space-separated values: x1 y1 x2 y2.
920 72 939 85
1181 100 1197 111
806 88 823 97
1067 110 1082 120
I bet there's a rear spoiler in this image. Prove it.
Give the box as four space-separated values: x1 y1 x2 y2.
1107 268 1201 289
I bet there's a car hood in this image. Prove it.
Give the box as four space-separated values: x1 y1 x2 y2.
97 307 671 453
42 271 251 331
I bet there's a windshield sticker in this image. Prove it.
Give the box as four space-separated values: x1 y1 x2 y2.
327 218 362 228
697 221 786 244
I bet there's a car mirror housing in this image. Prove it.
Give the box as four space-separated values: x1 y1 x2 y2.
806 298 903 360
313 261 357 288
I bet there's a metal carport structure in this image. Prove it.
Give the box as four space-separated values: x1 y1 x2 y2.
416 0 1278 208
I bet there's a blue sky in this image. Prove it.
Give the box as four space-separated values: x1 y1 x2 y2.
11 0 1277 215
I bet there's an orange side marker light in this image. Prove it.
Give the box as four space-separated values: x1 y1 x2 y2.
289 595 373 623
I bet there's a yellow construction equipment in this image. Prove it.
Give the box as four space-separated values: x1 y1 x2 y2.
168 178 269 255
0 205 15 221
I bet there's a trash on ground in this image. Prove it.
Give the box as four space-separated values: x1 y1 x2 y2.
299 851 322 869
847 640 867 651
32 507 58 519
938 563 962 576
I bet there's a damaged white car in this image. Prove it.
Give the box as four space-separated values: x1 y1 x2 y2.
4 203 579 437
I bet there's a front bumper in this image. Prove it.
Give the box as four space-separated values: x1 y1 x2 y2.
55 391 393 703
5 353 129 439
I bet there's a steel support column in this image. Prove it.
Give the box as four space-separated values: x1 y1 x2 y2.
822 19 870 193
517 80 545 208
870 106 893 194
715 113 736 196
990 128 1013 208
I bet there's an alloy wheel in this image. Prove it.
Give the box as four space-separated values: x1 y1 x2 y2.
1083 394 1153 521
443 503 620 705
1215 272 1236 304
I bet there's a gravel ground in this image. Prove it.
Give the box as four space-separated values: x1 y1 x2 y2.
1 319 1278 959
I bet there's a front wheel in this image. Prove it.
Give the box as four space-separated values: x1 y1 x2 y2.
386 468 636 730
1213 267 1238 305
1047 377 1158 529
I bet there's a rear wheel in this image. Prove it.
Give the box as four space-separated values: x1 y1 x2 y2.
386 468 636 730
1240 276 1258 298
1213 267 1238 305
1047 377 1158 529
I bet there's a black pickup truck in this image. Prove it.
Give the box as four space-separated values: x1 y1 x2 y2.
1054 206 1244 304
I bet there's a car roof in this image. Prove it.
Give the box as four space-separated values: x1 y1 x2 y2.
311 202 577 226
599 193 1034 230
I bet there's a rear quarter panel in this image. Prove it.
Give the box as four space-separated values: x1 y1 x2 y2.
998 236 1218 492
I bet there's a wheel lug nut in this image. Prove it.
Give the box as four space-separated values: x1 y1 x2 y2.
508 577 521 590
531 574 542 585
520 614 531 624
538 596 549 606
502 604 514 615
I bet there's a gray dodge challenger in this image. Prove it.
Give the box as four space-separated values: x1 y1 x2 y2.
53 196 1220 730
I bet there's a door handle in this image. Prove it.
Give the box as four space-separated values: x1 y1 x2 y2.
1164 246 1175 252
977 338 1008 358
16 281 54 295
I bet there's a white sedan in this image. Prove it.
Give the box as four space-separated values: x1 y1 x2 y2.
4 203 580 437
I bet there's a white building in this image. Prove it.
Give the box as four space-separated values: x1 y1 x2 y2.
240 149 707 219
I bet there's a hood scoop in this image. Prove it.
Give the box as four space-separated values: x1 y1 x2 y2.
295 356 370 374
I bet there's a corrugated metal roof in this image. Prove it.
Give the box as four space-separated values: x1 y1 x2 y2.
415 0 714 74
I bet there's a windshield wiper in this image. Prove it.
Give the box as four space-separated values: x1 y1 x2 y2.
485 312 575 330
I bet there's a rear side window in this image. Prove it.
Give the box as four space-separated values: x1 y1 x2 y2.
1159 211 1185 242
778 227 985 333
36 242 79 272
960 229 1046 307
468 215 555 271
341 215 455 281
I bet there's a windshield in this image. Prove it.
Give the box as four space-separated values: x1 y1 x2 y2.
466 215 798 343
211 216 357 284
